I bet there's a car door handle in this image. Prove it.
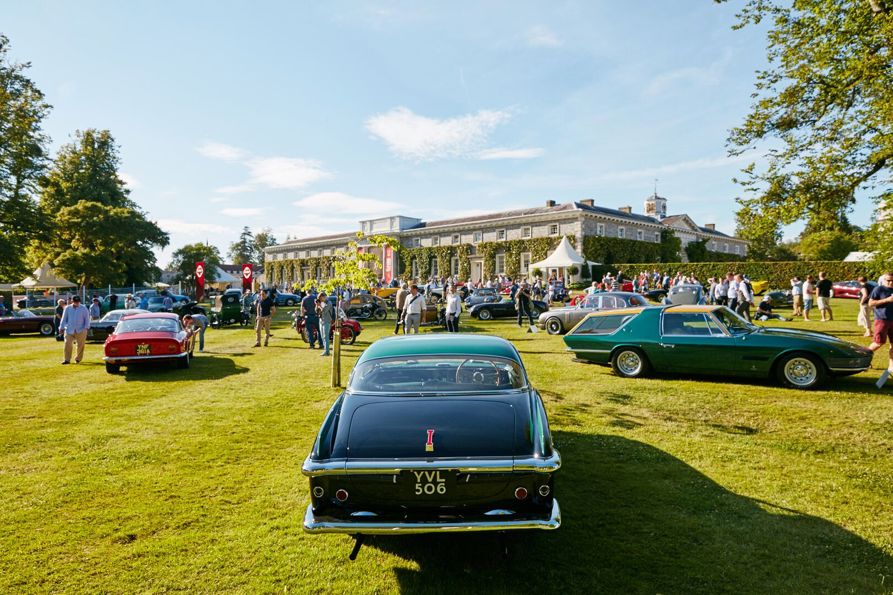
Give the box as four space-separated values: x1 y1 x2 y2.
659 343 675 348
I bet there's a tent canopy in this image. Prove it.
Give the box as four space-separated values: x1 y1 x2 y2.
530 237 586 270
19 264 76 289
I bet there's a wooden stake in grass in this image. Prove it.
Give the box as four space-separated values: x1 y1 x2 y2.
332 312 341 388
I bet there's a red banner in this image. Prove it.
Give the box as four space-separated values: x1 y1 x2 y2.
241 263 253 290
195 261 205 301
383 246 393 283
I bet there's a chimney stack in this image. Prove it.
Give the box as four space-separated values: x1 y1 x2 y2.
618 206 632 214
580 199 594 207
545 200 556 207
705 223 716 231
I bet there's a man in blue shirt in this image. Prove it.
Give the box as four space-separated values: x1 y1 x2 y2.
868 273 893 371
58 295 91 364
301 289 319 348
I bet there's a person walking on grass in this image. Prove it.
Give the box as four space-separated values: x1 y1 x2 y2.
444 285 461 333
403 284 425 334
858 276 874 337
515 280 536 332
301 288 319 349
735 274 754 322
868 273 893 368
816 272 834 322
393 282 408 335
790 277 803 317
58 295 90 364
802 275 815 322
318 292 335 356
253 289 275 347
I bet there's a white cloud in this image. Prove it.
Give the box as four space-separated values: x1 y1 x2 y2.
526 26 562 48
598 151 761 182
208 196 230 204
293 192 404 215
221 208 265 217
478 147 544 160
365 107 513 161
119 172 140 189
246 157 331 189
196 142 247 161
157 218 230 235
646 49 733 96
214 184 254 195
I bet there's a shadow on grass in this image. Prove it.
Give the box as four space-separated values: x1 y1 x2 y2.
120 354 249 382
362 433 892 593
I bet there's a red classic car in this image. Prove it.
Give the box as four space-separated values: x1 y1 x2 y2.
103 312 195 374
831 280 865 299
0 309 56 336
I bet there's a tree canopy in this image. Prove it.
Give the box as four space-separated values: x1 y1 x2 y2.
311 233 399 294
227 226 254 264
0 34 51 281
724 0 892 256
32 129 169 286
169 243 221 294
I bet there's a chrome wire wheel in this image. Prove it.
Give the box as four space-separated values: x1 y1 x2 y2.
615 349 643 377
783 357 818 387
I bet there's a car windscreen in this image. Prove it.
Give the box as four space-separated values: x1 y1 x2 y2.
115 318 180 334
348 356 527 394
713 307 757 334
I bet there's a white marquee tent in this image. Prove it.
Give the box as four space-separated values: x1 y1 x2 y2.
19 264 76 289
530 237 599 279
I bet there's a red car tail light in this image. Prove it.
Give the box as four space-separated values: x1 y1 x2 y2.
514 487 528 500
108 346 119 354
335 489 349 502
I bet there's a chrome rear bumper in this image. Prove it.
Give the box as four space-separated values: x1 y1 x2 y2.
103 352 188 363
303 498 560 534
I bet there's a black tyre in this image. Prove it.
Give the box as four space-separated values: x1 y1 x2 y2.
286 299 296 306
300 328 309 343
478 309 493 321
342 327 357 345
776 352 825 389
530 308 541 318
545 318 564 335
178 354 190 369
611 347 649 378
39 322 54 336
105 363 120 374
373 308 387 321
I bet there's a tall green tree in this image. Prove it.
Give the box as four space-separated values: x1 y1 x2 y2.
310 232 400 293
723 1 892 253
169 243 221 295
227 226 255 264
252 227 277 264
0 34 51 281
34 129 169 286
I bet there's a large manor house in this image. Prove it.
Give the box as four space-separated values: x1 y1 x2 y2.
264 194 748 285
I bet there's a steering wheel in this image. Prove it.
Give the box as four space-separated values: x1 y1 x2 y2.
455 359 500 386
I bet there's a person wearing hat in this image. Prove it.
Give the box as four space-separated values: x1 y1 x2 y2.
89 297 101 320
125 294 137 309
515 280 536 332
253 289 275 347
58 295 91 364
756 295 788 321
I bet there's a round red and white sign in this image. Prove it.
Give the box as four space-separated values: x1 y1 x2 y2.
195 264 205 280
242 265 252 279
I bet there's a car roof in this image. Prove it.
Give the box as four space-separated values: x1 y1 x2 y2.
358 334 521 364
119 312 180 320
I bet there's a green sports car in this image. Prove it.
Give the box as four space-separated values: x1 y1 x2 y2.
562 305 873 390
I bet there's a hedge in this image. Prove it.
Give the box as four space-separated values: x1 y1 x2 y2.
620 261 885 289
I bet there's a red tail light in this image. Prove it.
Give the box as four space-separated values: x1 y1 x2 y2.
335 489 349 502
514 487 528 500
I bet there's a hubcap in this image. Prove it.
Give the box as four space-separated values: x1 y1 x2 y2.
617 351 642 376
784 357 817 386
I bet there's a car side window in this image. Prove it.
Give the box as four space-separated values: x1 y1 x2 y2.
662 312 720 336
600 296 618 310
573 314 632 335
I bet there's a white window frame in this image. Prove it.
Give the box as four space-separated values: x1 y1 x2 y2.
596 223 605 236
431 259 439 277
411 259 419 278
496 229 506 241
413 237 421 248
432 236 440 246
654 232 660 242
450 256 459 276
734 244 740 255
724 243 729 253
548 224 559 236
617 226 625 239
520 252 531 275
636 229 644 241
451 234 460 245
495 253 506 275
521 226 532 239
473 231 483 243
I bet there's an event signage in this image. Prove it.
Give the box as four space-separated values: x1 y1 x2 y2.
195 261 205 301
383 246 393 283
241 263 253 290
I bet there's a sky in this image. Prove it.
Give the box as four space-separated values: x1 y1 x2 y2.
3 1 877 266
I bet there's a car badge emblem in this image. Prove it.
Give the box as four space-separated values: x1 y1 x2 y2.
425 429 435 452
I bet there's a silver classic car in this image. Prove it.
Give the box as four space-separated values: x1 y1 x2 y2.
537 291 648 334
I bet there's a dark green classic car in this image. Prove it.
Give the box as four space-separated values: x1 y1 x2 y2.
563 305 873 389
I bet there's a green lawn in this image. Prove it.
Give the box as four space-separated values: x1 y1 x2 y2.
2 300 892 593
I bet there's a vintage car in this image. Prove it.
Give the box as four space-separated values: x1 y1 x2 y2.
538 292 648 335
103 312 195 374
468 298 549 321
464 287 501 307
763 290 794 308
211 290 249 327
88 308 148 341
831 280 870 299
664 284 706 305
345 294 388 320
274 292 301 306
16 295 55 310
0 309 56 336
145 294 193 312
751 280 770 295
301 334 560 549
294 313 363 345
562 305 872 390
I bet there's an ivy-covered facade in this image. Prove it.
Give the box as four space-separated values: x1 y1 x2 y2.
263 197 748 287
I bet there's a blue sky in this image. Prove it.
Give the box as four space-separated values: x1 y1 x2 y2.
3 1 876 265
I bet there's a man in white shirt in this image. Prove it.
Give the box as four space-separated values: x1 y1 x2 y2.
726 273 739 311
790 277 803 316
403 284 426 334
735 274 754 321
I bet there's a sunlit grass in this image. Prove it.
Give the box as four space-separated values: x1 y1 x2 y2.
1 299 891 593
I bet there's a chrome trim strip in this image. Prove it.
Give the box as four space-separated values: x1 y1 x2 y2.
828 366 871 372
303 499 561 534
301 450 561 477
103 352 188 362
565 348 611 354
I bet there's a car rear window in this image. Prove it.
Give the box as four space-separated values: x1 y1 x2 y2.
572 314 633 335
348 356 527 394
116 318 180 334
